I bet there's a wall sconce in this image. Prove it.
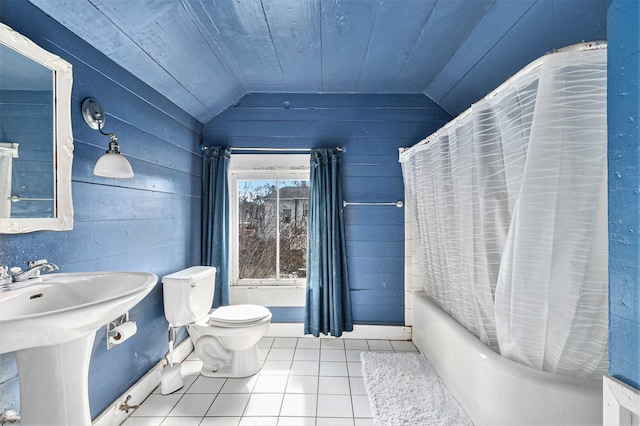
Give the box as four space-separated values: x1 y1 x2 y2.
81 98 134 178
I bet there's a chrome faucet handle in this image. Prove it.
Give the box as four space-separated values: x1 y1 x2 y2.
25 259 58 273
27 259 49 268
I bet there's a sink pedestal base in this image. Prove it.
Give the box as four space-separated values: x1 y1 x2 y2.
15 334 95 426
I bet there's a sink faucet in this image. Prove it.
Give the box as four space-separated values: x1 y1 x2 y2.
0 260 59 291
13 260 59 282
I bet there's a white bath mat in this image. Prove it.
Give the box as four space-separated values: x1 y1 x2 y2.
361 352 473 426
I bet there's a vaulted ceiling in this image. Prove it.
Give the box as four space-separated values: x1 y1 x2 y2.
29 0 607 123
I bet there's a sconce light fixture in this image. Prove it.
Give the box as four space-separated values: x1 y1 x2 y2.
81 98 134 178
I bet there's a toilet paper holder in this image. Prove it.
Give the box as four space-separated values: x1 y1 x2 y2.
107 313 137 350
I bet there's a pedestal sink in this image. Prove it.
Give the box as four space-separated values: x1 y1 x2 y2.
0 271 158 426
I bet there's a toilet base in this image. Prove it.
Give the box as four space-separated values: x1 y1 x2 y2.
187 313 271 378
199 346 263 378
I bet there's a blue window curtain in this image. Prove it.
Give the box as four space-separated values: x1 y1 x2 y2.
304 148 353 337
202 146 231 307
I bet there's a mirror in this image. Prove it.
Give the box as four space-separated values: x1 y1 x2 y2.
0 23 73 233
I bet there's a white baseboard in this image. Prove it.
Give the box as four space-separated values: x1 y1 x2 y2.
266 323 412 340
603 375 640 426
93 338 193 426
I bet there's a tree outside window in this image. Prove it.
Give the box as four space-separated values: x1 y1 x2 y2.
238 180 309 280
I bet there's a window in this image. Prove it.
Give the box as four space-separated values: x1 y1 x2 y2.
230 155 310 286
237 179 308 280
282 209 292 223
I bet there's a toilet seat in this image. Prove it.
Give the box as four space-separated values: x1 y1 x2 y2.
207 304 271 328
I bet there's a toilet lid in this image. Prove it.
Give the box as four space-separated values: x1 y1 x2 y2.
209 304 271 325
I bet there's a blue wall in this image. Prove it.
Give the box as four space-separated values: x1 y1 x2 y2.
0 90 54 217
1 0 633 420
608 0 640 390
0 0 203 419
204 93 451 325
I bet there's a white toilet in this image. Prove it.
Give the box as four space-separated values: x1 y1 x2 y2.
162 266 272 378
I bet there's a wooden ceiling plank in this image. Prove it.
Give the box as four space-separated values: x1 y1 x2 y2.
320 0 380 93
437 0 554 115
29 0 215 120
357 0 437 93
395 0 495 94
100 1 243 121
192 0 286 93
425 0 535 107
261 0 322 92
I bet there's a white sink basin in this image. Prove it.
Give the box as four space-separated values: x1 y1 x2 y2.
0 271 157 354
0 271 157 426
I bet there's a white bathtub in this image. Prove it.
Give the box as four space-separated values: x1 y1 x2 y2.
411 290 602 426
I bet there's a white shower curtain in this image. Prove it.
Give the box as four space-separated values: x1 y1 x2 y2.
400 44 607 378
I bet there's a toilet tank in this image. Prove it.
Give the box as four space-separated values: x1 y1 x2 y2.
162 266 216 326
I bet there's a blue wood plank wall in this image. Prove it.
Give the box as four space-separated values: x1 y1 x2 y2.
0 90 54 217
203 93 451 325
0 0 203 419
607 0 640 390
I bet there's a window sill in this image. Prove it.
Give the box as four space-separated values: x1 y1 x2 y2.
235 279 306 287
229 284 305 307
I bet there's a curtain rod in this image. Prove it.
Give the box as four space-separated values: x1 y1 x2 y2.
343 200 404 208
200 145 346 153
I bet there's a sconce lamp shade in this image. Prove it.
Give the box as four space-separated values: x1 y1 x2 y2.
94 151 134 178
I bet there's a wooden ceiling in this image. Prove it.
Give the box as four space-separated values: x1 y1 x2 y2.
30 0 607 123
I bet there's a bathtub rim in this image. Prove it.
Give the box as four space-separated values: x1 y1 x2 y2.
411 290 602 426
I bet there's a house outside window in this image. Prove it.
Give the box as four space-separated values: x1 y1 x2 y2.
230 154 310 287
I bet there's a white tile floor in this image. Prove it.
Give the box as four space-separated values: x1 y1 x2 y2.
124 337 418 426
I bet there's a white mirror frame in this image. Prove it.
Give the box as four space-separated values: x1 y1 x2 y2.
0 23 74 234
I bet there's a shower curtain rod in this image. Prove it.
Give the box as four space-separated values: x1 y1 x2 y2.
343 200 403 208
200 145 345 153
399 40 607 154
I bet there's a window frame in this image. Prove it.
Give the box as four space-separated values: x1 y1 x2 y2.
229 164 310 288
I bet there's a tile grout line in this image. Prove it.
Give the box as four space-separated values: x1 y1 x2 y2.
123 338 418 425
